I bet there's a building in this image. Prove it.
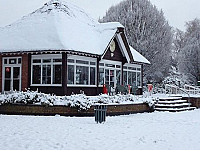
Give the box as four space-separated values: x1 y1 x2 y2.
0 0 150 96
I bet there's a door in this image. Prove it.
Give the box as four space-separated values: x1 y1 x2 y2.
105 69 115 87
4 66 21 92
105 69 121 88
3 57 22 92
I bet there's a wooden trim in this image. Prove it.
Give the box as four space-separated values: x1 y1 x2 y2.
62 52 67 95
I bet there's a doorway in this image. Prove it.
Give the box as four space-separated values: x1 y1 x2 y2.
2 57 22 92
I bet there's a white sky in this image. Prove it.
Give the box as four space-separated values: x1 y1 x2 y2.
0 0 200 31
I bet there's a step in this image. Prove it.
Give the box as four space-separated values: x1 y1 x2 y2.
157 100 188 104
155 103 191 108
155 107 196 112
159 97 182 101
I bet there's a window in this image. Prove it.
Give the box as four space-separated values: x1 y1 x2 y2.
31 54 62 86
67 55 96 86
123 64 142 87
99 60 121 88
3 58 21 65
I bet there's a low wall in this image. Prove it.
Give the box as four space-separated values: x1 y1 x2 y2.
184 97 200 108
0 103 152 116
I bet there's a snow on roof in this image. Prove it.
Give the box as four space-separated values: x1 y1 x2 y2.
0 0 123 55
129 46 150 64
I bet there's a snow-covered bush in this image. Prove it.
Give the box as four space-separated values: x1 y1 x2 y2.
0 90 154 110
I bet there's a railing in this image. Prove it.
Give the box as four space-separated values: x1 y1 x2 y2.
183 84 200 94
165 84 179 95
165 84 191 104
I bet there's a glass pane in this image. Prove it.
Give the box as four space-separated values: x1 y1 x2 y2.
67 65 74 84
116 65 121 68
90 62 96 65
132 72 136 86
76 66 89 85
99 68 104 85
105 64 115 68
90 67 95 85
9 59 17 64
32 65 41 84
128 72 131 85
137 68 141 71
18 58 22 64
110 70 115 87
43 59 51 63
123 71 127 85
128 67 136 70
105 69 109 85
5 67 11 78
4 59 7 64
116 70 121 86
99 63 104 66
13 67 20 79
76 60 89 64
67 59 74 63
123 66 127 69
4 80 11 91
53 59 62 62
53 65 62 84
137 72 141 87
42 65 51 84
13 80 19 91
33 59 41 63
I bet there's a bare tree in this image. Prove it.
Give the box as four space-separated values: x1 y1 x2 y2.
100 0 173 83
178 19 200 84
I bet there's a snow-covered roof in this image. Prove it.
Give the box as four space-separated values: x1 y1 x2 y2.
129 46 150 64
0 0 123 55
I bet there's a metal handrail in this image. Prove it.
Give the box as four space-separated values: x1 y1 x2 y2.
165 84 191 105
184 84 200 94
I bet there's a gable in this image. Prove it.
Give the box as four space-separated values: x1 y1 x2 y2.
102 38 126 62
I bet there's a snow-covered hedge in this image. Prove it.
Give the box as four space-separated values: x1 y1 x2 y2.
0 90 153 110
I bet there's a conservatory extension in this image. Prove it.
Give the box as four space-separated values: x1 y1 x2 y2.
0 0 150 96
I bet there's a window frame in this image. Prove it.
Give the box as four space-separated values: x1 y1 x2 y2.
123 63 142 88
99 60 122 88
67 55 97 87
31 54 62 87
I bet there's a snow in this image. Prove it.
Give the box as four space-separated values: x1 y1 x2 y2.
0 0 122 55
130 46 150 64
0 110 200 150
0 90 154 110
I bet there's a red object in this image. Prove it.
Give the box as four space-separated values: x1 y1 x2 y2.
103 84 108 94
6 67 10 72
148 84 153 92
128 84 131 94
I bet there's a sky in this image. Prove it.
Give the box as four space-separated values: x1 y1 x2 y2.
0 0 200 31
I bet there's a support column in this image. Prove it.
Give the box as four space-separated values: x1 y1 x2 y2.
62 52 67 95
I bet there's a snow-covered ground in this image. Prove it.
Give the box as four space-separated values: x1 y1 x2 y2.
0 110 200 150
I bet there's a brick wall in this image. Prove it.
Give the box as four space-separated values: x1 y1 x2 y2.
185 97 200 108
21 54 29 91
0 55 2 92
0 103 152 116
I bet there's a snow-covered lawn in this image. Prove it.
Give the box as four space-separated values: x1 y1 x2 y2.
0 110 200 150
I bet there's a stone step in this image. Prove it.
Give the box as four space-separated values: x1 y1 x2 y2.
159 97 182 101
155 107 196 112
157 99 188 104
155 103 191 108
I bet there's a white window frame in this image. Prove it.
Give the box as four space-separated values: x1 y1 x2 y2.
2 57 22 92
123 63 142 88
31 54 62 86
67 55 97 87
99 59 122 88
